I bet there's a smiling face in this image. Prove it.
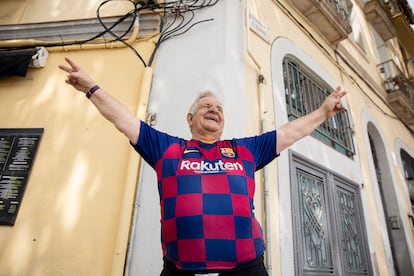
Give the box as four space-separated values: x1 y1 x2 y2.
187 95 224 141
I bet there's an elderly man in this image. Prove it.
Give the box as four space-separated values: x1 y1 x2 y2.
59 57 347 276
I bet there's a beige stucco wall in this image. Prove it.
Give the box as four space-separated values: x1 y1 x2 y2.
0 48 154 275
0 1 159 275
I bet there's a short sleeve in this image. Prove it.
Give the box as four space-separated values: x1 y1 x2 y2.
131 121 181 168
234 130 279 170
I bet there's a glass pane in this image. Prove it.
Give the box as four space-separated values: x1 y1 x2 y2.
296 168 334 274
336 187 369 274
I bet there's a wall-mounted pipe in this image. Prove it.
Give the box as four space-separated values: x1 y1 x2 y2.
244 3 273 275
0 22 142 52
112 65 154 276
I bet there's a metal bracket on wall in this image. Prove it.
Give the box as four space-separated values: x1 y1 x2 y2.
147 113 157 126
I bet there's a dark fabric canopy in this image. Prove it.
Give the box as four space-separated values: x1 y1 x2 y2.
0 49 37 77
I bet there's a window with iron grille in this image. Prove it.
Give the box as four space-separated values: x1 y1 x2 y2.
283 56 355 157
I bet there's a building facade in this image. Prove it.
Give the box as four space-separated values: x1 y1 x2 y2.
0 1 414 275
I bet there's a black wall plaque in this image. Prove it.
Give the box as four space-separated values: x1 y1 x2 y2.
0 128 43 226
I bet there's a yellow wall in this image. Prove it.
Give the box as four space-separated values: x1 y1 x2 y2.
0 45 157 275
0 0 134 24
0 2 159 274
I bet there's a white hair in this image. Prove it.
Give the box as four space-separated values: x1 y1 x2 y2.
188 90 222 114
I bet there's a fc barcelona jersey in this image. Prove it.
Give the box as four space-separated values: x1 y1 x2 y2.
132 122 278 271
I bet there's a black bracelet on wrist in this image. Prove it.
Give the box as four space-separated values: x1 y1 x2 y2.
86 85 100 99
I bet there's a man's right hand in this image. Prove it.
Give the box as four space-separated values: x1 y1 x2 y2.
59 57 96 94
59 57 141 144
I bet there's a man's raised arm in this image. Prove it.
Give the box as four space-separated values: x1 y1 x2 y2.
276 86 347 154
59 57 140 144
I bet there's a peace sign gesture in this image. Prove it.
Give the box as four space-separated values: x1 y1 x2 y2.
59 57 96 94
321 86 348 118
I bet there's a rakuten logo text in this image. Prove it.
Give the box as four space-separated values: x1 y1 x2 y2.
179 160 243 173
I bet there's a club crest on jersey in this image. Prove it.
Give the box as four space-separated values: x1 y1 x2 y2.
220 148 235 158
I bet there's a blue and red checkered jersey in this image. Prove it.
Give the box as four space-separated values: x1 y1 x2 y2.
132 122 278 271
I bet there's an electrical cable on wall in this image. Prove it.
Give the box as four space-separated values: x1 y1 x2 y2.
147 0 217 66
96 0 146 66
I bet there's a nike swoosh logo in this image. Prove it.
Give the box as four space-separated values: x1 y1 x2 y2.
184 149 200 154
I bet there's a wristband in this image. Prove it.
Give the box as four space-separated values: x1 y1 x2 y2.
86 85 100 99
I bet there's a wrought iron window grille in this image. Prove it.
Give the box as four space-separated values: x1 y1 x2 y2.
283 57 355 157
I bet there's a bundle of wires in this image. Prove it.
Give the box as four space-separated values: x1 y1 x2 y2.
94 0 220 67
144 0 218 66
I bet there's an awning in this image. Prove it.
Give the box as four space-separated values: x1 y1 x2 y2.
0 49 36 77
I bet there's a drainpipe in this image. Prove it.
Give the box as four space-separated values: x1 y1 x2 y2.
258 74 272 276
245 3 272 275
263 158 272 275
115 65 153 276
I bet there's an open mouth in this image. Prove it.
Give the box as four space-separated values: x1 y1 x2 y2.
205 115 219 122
